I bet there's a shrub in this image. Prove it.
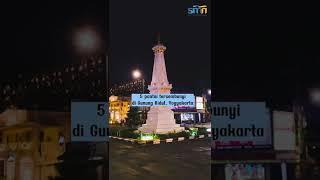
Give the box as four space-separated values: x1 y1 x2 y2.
125 107 143 128
119 128 139 138
157 131 190 140
109 126 123 136
198 127 208 135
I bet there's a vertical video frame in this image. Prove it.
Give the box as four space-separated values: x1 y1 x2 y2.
108 0 211 179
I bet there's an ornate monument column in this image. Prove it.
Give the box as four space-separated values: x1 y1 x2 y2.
138 39 184 134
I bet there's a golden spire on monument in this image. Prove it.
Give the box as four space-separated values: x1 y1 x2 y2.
152 32 166 53
157 32 161 44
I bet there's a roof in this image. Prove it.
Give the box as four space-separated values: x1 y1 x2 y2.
0 108 69 128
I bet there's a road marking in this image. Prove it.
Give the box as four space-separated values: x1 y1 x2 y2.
166 138 173 143
193 147 211 152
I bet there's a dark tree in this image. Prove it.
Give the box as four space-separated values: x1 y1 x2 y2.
125 107 143 128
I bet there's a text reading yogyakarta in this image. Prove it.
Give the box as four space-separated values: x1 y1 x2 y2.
137 101 194 106
212 124 264 140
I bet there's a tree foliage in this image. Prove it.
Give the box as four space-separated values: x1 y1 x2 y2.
125 107 143 128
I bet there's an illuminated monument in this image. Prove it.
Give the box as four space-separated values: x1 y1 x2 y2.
139 38 184 134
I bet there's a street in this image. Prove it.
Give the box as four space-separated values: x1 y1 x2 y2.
109 138 211 180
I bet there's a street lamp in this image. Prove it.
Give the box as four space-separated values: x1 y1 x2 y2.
309 88 320 106
132 69 146 123
207 89 211 95
73 26 108 178
132 69 142 79
73 27 101 54
73 26 108 94
132 69 145 94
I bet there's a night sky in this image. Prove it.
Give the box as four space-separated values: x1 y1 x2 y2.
1 1 106 81
1 1 319 110
214 1 320 107
109 0 211 92
1 1 211 91
213 1 320 134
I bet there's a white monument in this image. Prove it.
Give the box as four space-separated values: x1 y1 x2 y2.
139 39 184 134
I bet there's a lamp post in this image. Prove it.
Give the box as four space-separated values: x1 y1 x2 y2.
73 27 107 92
132 69 144 93
73 26 108 179
132 69 146 122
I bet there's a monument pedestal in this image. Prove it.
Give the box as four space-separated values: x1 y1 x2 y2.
139 106 184 134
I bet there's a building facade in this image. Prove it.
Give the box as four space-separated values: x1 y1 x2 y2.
0 109 68 180
108 96 130 124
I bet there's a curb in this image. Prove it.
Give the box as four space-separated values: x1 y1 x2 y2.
110 133 212 145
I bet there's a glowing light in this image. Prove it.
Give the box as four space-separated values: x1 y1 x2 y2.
132 70 142 79
207 89 211 95
140 134 154 141
206 128 211 132
73 27 100 53
189 128 198 136
309 88 320 106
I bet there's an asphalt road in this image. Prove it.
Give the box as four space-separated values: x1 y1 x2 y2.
109 138 211 180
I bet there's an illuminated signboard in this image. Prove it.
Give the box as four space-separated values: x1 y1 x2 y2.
225 164 265 180
196 96 204 110
273 111 296 151
212 102 272 149
181 113 194 121
131 94 195 107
